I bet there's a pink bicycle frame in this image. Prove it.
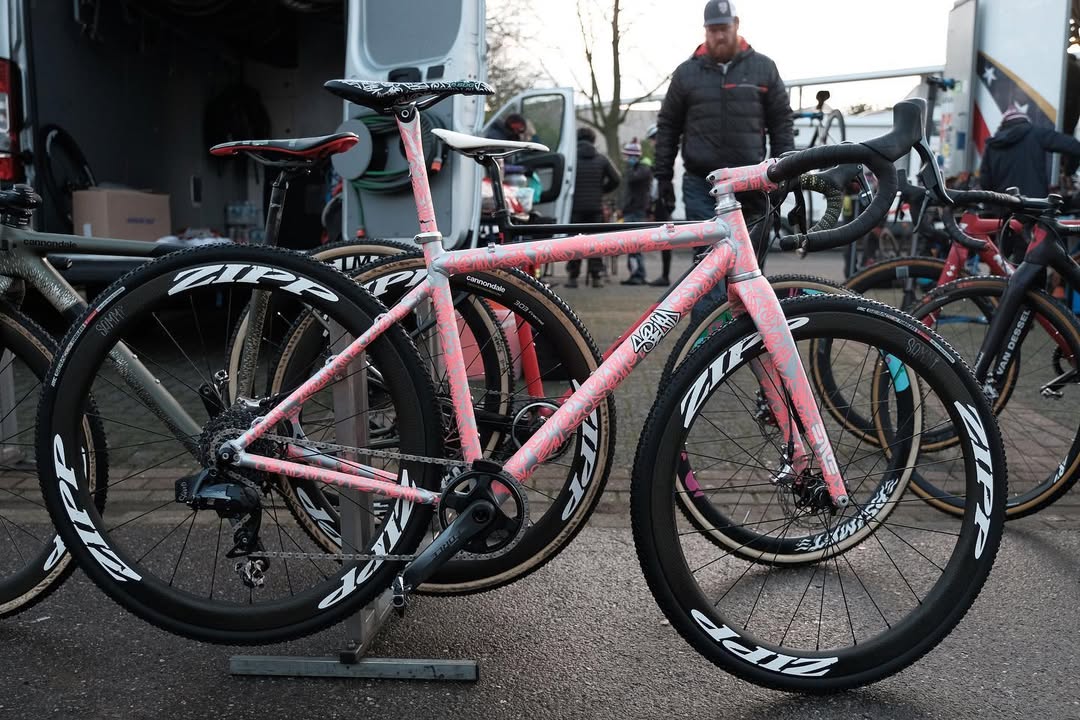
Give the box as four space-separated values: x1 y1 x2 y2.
225 108 852 509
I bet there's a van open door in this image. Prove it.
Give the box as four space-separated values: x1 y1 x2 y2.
484 88 577 224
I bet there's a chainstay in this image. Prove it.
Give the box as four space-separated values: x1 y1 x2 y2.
248 549 418 561
260 432 468 469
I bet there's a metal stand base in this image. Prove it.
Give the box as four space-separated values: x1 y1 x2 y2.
229 588 478 681
230 657 478 681
229 325 477 682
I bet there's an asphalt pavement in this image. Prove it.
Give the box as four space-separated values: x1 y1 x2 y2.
4 249 1080 719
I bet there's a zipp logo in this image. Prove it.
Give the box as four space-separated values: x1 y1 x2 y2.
43 535 66 573
53 435 142 582
561 381 600 521
318 471 414 609
296 487 342 547
953 401 995 558
680 317 810 427
169 265 339 301
691 609 838 676
362 268 425 299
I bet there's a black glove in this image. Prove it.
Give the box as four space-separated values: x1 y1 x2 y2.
658 178 676 213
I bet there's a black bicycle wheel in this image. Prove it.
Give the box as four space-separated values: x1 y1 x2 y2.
38 125 95 231
909 275 1080 519
38 245 442 643
272 252 616 595
0 304 106 618
633 294 1006 692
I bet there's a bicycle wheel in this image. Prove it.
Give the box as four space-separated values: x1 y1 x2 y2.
812 109 846 147
273 251 512 554
37 245 442 643
633 294 1006 692
908 275 1080 519
272 252 616 595
813 257 953 445
38 125 96 231
844 255 950 311
0 304 106 618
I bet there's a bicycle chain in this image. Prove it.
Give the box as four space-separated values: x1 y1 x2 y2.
259 432 469 470
249 549 418 562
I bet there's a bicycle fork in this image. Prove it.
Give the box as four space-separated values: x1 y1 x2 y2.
726 274 849 508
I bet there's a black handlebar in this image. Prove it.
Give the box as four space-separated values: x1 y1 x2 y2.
941 209 989 251
769 98 943 253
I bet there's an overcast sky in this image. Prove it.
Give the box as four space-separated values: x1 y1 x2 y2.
497 0 956 111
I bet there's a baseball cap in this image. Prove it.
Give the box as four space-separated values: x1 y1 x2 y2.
704 0 736 26
645 123 658 140
622 139 642 156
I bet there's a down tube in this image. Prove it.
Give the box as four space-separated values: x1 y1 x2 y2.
727 275 849 506
502 241 735 482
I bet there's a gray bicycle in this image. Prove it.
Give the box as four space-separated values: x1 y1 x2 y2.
0 132 410 618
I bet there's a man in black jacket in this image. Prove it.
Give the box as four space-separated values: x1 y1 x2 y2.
653 0 794 235
566 127 621 287
980 104 1080 197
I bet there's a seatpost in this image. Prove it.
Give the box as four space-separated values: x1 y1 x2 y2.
261 169 291 247
480 155 513 237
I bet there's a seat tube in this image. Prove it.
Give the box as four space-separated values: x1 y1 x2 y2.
395 104 440 237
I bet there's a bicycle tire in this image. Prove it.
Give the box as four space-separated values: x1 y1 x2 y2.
908 275 1080 519
812 109 846 147
633 294 1006 692
0 303 107 618
812 257 955 445
272 251 617 595
38 124 96 231
37 244 443 643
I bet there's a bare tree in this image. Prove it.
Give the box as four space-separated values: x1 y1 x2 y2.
485 7 543 119
574 0 670 167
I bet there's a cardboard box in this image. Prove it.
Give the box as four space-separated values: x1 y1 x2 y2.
73 188 171 241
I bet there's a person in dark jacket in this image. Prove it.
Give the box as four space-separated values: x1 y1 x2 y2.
620 139 652 285
980 104 1080 198
652 0 794 318
653 0 794 228
566 127 620 287
643 123 674 286
486 113 528 142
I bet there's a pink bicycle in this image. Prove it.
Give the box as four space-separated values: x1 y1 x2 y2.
38 82 1006 693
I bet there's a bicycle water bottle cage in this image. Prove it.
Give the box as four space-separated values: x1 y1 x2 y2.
209 133 360 171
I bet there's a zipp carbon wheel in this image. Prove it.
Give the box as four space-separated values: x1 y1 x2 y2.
0 304 106 618
632 295 1006 692
37 245 442 643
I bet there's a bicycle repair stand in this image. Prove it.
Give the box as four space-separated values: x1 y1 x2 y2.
229 324 479 681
